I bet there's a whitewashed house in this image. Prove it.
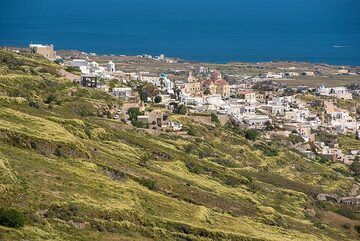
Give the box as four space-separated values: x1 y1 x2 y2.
113 88 132 100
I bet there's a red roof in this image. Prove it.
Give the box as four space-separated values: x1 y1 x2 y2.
214 79 228 85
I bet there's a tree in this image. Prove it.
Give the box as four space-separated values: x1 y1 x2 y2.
245 129 258 141
140 91 148 102
128 108 143 122
211 113 220 124
154 95 162 104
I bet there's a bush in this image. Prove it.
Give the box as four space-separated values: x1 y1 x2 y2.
128 108 143 122
255 143 279 157
139 178 157 190
0 208 26 228
350 158 360 175
288 134 304 144
187 127 196 136
132 121 147 128
185 161 204 174
224 175 248 187
175 104 187 115
29 99 40 109
44 94 57 104
354 225 360 234
341 223 351 230
45 203 80 221
210 113 220 125
245 129 258 141
184 144 195 154
154 95 162 103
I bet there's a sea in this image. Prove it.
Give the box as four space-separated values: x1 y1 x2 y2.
0 0 359 65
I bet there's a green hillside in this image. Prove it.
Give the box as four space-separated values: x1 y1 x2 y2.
0 49 359 241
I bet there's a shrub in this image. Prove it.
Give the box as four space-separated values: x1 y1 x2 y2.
210 113 220 125
44 94 57 104
45 203 80 221
176 104 187 115
187 128 196 136
185 161 204 174
184 144 195 154
350 158 360 175
128 108 143 121
354 225 360 234
133 121 147 128
224 175 244 187
255 143 279 156
341 223 351 230
154 95 162 103
0 208 26 228
245 129 258 141
28 99 40 109
139 178 157 190
139 153 150 168
288 134 304 144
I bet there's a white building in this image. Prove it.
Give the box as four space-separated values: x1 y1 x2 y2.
243 115 270 129
113 88 132 100
330 112 358 133
107 61 116 72
318 85 352 100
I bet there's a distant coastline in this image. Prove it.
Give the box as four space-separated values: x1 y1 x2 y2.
1 0 359 67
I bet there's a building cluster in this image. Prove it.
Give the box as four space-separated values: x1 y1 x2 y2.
315 193 360 206
28 43 360 166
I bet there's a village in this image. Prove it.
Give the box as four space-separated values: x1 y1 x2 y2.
25 44 360 188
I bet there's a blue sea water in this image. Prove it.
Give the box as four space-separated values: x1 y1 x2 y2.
0 0 359 65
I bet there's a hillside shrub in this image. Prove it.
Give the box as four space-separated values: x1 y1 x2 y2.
184 144 195 154
255 143 279 157
341 223 351 229
187 127 196 136
245 129 258 141
185 161 204 175
210 113 220 125
28 99 40 109
45 203 80 221
224 175 249 187
139 178 157 190
0 208 26 228
354 225 360 234
288 134 304 144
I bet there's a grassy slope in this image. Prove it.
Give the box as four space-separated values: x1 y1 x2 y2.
0 49 359 241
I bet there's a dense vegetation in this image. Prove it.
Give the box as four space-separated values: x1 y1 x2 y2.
0 49 359 240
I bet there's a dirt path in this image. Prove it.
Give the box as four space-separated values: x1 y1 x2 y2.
59 69 80 82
